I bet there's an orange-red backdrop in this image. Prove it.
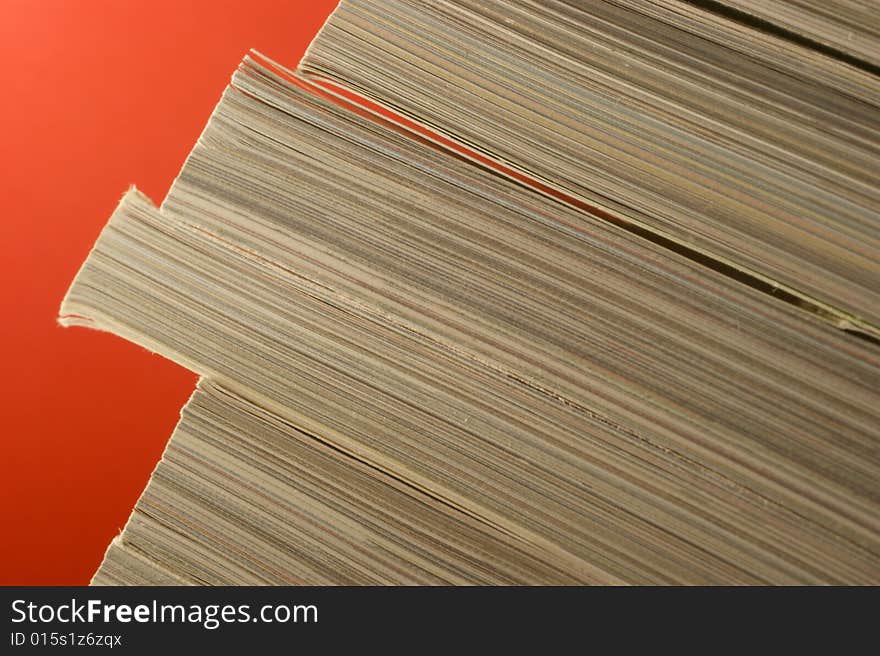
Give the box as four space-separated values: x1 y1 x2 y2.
0 0 338 585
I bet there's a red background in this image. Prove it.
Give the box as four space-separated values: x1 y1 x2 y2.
0 0 338 585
